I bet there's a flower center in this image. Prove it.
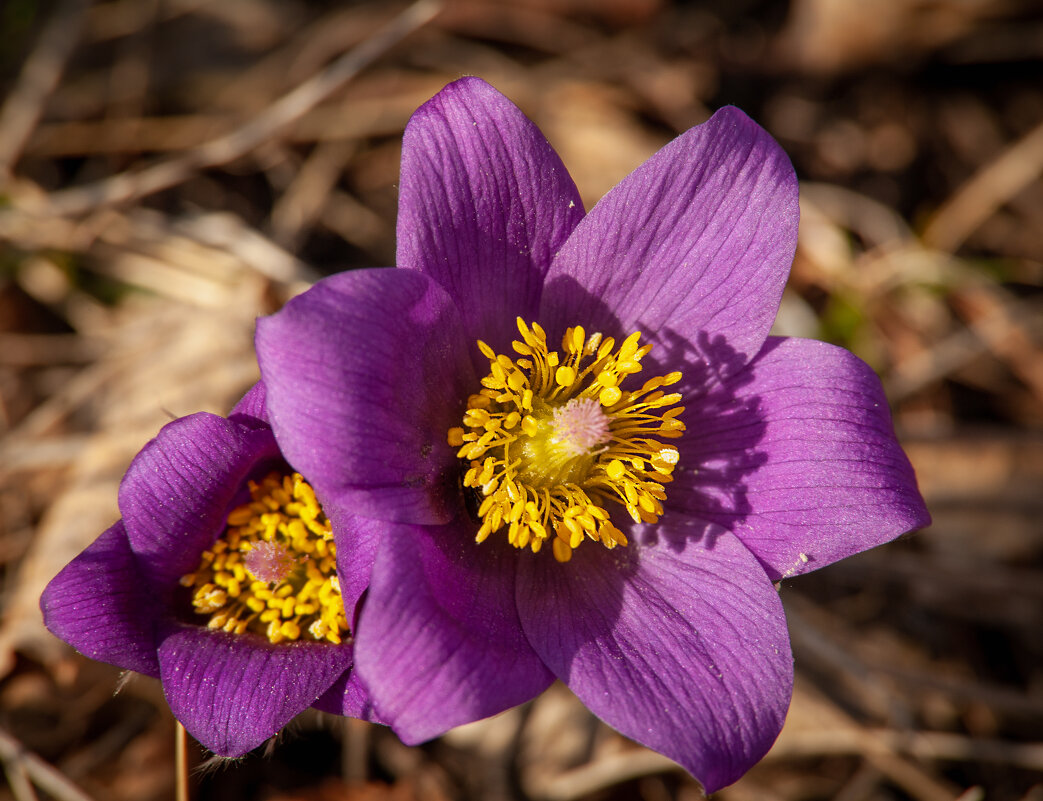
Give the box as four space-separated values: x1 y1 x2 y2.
448 319 685 563
179 471 349 644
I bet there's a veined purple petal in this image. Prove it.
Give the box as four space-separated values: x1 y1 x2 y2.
312 668 388 725
157 624 353 756
40 522 161 678
324 506 384 627
118 413 280 591
230 381 269 424
397 76 585 356
516 523 792 793
256 268 475 526
541 106 798 378
674 336 930 581
354 519 554 743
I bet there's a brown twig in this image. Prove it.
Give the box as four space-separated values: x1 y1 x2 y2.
535 749 687 801
885 279 1043 403
176 722 189 801
784 597 963 801
0 0 93 180
0 726 96 801
0 333 103 367
271 139 357 249
38 0 441 217
2 750 39 801
768 728 1043 773
922 118 1043 253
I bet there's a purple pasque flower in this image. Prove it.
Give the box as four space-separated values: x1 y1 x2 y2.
40 383 376 757
255 77 930 792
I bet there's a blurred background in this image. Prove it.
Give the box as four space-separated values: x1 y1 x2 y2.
0 0 1041 799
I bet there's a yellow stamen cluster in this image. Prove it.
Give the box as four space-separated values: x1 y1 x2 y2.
179 472 349 644
448 319 685 563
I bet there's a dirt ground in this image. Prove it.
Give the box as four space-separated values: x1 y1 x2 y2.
0 1 1041 799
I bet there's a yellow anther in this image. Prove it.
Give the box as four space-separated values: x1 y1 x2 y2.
599 386 622 406
280 620 301 641
619 331 642 361
555 366 577 387
465 407 490 426
569 526 584 549
226 508 254 526
569 326 585 353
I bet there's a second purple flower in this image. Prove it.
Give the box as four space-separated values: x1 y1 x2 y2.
40 385 375 756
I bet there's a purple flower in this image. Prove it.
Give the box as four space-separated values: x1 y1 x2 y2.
40 384 375 756
255 78 930 791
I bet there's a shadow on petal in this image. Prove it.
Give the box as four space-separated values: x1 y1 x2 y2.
679 336 930 579
652 329 774 552
537 274 772 553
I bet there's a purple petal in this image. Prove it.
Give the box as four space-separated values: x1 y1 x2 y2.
312 669 389 725
516 523 792 793
541 106 798 378
325 506 384 626
256 269 475 526
118 413 280 590
157 624 353 756
353 519 554 743
40 522 161 677
397 76 585 355
674 336 930 581
229 381 269 424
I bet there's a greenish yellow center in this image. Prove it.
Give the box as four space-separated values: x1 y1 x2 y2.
448 319 685 563
179 472 349 644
